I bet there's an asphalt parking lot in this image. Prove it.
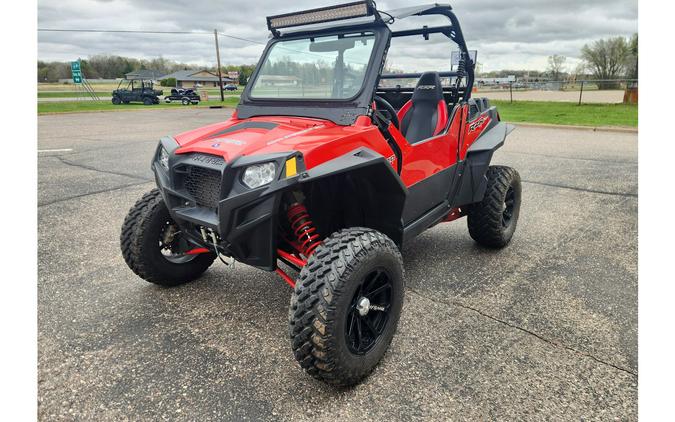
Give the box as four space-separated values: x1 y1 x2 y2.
38 108 638 421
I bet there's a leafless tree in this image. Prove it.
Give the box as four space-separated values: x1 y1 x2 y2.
581 37 631 89
547 55 566 81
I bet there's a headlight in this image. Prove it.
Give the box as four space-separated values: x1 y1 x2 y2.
242 162 276 188
158 146 170 171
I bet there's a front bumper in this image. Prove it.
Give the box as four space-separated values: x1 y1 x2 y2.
153 137 305 271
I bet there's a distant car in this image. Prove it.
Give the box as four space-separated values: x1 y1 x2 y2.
111 79 163 105
224 84 238 91
164 88 200 105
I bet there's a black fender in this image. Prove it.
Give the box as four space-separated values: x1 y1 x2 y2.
451 121 515 207
157 145 407 270
299 147 408 246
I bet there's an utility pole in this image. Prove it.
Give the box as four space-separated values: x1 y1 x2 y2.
214 29 225 102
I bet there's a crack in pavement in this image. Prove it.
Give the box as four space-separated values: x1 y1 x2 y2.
406 287 638 378
38 181 153 207
522 179 637 198
53 155 151 181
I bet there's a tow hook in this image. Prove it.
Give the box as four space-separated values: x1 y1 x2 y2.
200 226 235 267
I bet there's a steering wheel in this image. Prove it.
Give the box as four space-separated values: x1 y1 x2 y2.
373 95 400 130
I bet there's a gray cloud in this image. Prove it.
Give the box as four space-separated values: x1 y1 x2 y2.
38 0 637 71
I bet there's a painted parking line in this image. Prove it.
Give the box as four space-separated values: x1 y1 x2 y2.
38 148 73 153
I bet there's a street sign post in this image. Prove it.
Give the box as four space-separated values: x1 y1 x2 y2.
71 61 82 84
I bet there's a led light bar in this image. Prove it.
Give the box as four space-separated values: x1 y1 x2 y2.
267 1 375 31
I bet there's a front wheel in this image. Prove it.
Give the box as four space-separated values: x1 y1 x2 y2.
467 165 522 248
289 228 405 386
111 96 121 105
120 189 216 286
143 97 153 105
181 97 190 105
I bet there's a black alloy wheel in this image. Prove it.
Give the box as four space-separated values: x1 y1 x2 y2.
289 227 405 386
502 186 516 228
120 188 216 286
345 268 393 355
158 220 198 264
467 165 522 248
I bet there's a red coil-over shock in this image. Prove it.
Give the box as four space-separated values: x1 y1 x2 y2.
286 202 321 257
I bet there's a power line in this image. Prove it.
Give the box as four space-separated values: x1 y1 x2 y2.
218 32 267 46
38 28 267 45
38 28 212 34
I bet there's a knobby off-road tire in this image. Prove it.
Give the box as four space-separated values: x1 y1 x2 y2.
120 188 216 286
467 165 522 248
289 227 405 386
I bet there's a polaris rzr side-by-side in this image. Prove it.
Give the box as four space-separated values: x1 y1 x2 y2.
121 1 521 386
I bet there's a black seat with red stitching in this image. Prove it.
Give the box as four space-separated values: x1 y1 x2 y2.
396 72 449 144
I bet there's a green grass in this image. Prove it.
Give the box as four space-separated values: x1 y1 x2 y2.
38 97 638 128
493 100 637 128
38 98 240 114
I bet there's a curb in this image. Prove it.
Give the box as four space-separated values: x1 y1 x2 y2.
511 121 637 133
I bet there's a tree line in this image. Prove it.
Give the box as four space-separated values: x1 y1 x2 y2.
541 34 637 88
39 33 638 89
38 55 257 84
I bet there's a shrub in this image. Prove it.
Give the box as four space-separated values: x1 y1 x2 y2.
160 78 177 87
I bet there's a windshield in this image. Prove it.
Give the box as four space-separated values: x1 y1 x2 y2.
250 32 376 100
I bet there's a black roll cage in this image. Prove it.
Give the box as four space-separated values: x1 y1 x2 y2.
236 2 475 125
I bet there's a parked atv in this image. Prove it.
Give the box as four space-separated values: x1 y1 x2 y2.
121 1 521 386
112 79 162 105
164 88 201 105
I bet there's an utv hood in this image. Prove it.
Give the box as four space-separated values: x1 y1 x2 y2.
173 115 377 168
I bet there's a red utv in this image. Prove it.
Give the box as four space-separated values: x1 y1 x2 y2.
121 1 521 386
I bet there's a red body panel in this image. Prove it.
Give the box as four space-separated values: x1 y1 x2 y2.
173 103 492 189
174 116 393 173
460 109 491 160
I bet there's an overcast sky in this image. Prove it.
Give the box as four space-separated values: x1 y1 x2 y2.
38 0 637 72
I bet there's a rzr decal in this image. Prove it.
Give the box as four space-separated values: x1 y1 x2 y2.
469 115 489 132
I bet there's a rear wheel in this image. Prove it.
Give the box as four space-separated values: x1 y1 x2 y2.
467 165 522 248
120 189 216 286
111 96 121 105
181 97 190 105
289 227 404 386
143 97 153 105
